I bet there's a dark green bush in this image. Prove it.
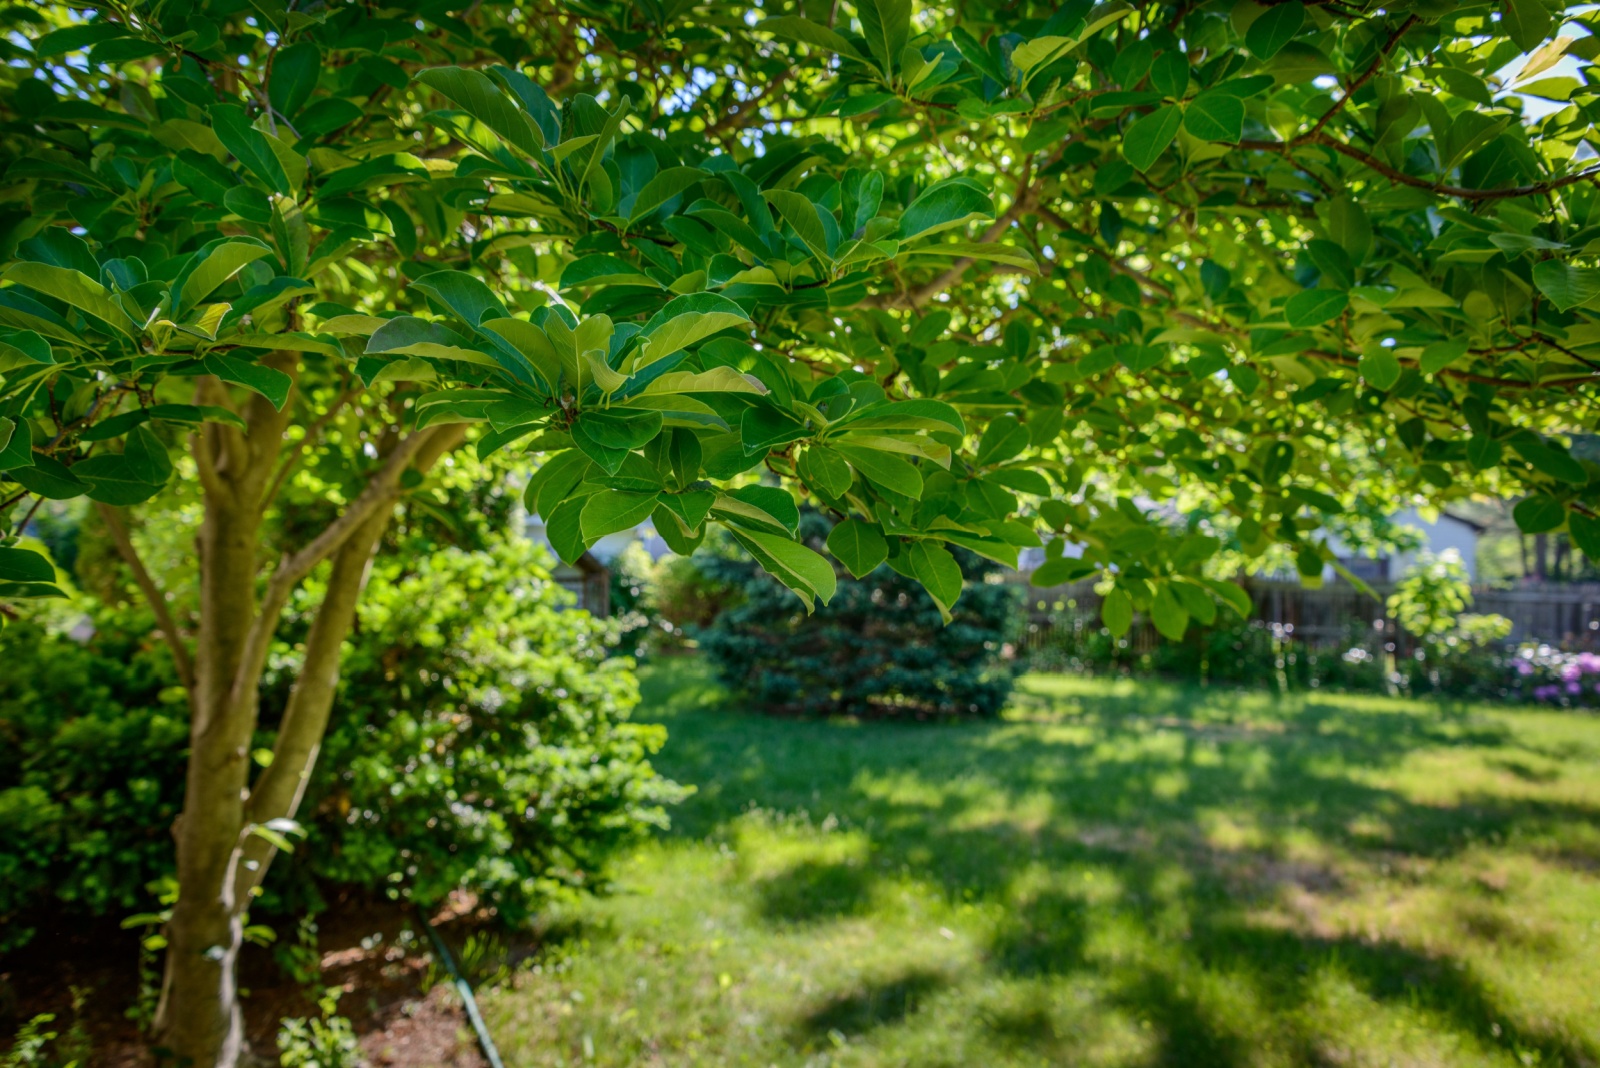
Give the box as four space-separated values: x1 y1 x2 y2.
0 536 683 949
695 512 1023 718
0 605 187 952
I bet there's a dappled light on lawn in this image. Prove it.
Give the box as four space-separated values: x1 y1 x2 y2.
482 662 1600 1068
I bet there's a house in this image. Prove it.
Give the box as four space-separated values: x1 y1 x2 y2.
1325 508 1485 585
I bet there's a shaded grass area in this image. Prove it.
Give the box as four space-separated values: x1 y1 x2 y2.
484 662 1600 1067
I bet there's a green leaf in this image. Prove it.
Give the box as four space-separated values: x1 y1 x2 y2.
635 294 751 369
629 167 707 221
1149 51 1188 99
827 518 889 578
833 399 966 435
907 540 962 622
575 409 663 451
1200 578 1252 618
1121 105 1183 171
857 0 912 76
976 414 1030 466
1532 261 1600 312
178 240 275 313
1102 586 1133 636
210 105 292 195
9 454 87 500
416 67 545 156
900 241 1038 271
0 418 31 470
1514 439 1588 484
580 490 659 542
832 443 924 498
201 354 294 409
268 41 320 118
0 546 55 582
1284 288 1348 328
1513 494 1565 534
1569 512 1600 558
1467 435 1502 470
32 23 133 57
898 181 994 240
1182 90 1244 143
1151 583 1189 640
729 526 838 611
764 189 833 265
1030 557 1096 586
1358 347 1402 391
1246 1 1305 59
760 16 865 60
800 446 855 498
1420 338 1469 375
1501 0 1553 53
74 426 172 505
81 403 245 442
1 263 134 337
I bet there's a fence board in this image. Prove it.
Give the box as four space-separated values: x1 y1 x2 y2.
1013 577 1600 654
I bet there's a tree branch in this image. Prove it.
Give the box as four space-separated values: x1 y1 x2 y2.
1305 14 1418 139
873 155 1039 309
95 501 195 695
225 423 467 717
1239 133 1600 202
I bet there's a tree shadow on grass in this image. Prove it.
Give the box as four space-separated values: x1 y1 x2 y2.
754 857 874 924
793 967 949 1040
638 664 1600 1064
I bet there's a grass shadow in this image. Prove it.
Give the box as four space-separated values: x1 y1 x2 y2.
755 857 875 924
795 967 948 1040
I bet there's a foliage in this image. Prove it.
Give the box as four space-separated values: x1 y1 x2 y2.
0 533 681 948
6 0 1600 631
267 535 688 918
4 1 1599 1055
479 662 1600 1067
697 511 1022 717
274 990 360 1068
0 607 187 952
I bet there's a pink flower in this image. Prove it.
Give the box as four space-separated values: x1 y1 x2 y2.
1562 662 1583 683
1578 653 1600 675
1514 660 1534 676
1569 682 1584 696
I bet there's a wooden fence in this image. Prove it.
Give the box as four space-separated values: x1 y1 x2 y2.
1014 577 1600 657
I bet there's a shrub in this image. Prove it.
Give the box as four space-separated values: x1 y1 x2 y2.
266 536 688 920
695 512 1023 718
0 606 187 952
0 535 684 950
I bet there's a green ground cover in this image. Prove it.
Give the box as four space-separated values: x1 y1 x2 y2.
483 661 1600 1067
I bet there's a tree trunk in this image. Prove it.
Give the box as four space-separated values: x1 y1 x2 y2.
148 398 463 1066
154 377 288 1065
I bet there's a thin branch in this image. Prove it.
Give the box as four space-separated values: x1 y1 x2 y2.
1239 133 1600 202
874 154 1039 309
264 384 360 506
1306 14 1418 139
705 67 794 137
94 501 196 694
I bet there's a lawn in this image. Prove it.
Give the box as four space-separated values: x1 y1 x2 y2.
481 661 1600 1068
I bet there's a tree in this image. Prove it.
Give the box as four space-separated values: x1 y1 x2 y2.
1 0 1597 1063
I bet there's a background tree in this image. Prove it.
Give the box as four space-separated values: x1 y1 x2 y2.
2 0 1597 1064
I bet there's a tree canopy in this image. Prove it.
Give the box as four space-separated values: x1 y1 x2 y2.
3 0 1599 640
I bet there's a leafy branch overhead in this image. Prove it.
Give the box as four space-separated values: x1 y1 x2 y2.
3 0 1599 632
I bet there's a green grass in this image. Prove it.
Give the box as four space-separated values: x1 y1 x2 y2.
482 662 1600 1067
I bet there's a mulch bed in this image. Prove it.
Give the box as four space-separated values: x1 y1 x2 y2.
0 892 501 1067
